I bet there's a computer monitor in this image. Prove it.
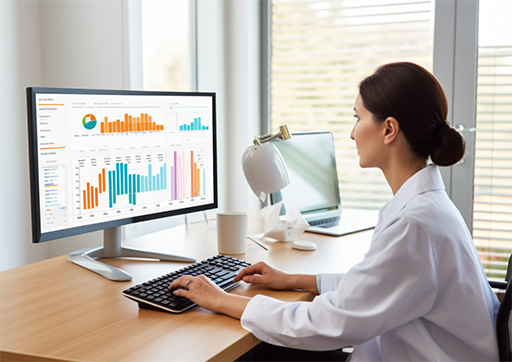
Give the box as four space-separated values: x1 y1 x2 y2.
26 87 217 281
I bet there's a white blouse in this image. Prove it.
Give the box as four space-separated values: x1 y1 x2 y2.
241 165 500 361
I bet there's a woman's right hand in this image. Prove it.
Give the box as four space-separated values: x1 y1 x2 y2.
234 261 319 294
233 261 291 290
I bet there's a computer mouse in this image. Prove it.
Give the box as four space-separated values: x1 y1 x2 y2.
291 240 317 251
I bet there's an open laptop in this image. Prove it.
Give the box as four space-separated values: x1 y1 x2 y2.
270 132 378 236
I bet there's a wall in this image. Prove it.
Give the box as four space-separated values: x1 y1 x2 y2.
1 0 47 270
196 0 261 213
1 0 126 270
1 0 261 271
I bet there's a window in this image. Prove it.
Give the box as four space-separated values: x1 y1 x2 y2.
271 0 433 209
141 0 192 91
270 0 435 210
124 0 194 239
473 0 512 280
270 0 512 280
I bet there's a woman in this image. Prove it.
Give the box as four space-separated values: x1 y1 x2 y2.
170 62 500 361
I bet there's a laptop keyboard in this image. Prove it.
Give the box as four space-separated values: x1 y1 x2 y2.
122 255 251 313
308 216 339 228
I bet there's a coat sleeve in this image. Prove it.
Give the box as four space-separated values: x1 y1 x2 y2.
317 273 345 294
240 216 439 350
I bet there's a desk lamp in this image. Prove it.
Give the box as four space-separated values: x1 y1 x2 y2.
242 124 291 203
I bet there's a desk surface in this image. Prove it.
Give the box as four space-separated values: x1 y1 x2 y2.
1 211 372 362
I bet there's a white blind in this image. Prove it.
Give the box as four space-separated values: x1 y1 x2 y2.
270 0 434 209
474 45 512 280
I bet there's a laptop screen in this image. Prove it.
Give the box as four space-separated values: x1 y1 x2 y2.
270 132 341 221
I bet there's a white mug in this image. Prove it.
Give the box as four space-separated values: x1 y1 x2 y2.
217 212 248 254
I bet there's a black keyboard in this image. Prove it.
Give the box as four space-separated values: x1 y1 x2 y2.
122 255 251 313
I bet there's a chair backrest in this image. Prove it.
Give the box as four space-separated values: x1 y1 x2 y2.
494 253 512 361
506 256 512 283
496 280 511 361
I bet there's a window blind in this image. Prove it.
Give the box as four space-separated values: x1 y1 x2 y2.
474 45 512 280
270 0 434 210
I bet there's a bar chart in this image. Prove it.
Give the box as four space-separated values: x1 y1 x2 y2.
170 150 207 200
81 163 167 210
99 113 164 134
75 148 209 216
75 153 168 212
178 117 209 131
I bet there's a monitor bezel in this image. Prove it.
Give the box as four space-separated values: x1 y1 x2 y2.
27 87 218 243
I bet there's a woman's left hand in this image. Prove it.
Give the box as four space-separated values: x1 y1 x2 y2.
169 275 250 318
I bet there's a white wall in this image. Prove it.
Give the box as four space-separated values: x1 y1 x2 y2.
1 0 261 271
1 0 47 270
1 0 126 271
197 0 261 213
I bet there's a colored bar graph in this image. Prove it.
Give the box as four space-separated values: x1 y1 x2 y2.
100 113 164 134
82 162 167 210
83 168 108 210
179 117 209 131
170 150 206 201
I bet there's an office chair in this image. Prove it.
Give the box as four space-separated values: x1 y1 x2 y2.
489 253 512 362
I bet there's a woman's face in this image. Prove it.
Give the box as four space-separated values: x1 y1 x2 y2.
350 94 386 169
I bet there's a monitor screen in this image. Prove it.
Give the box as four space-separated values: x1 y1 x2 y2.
270 132 341 218
27 87 217 244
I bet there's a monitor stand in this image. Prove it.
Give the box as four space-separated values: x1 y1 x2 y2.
68 226 195 281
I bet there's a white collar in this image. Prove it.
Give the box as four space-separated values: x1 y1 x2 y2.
379 165 446 222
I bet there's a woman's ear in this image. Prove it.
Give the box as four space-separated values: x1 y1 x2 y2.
382 117 400 144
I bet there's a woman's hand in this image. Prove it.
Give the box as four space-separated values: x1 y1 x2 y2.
234 261 319 294
169 275 250 319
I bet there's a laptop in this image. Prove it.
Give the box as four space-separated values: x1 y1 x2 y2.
270 132 378 236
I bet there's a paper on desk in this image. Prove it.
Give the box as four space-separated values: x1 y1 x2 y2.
261 201 310 242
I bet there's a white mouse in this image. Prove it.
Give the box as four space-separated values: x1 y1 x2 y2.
291 240 317 251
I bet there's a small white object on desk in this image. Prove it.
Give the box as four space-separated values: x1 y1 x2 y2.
291 240 317 251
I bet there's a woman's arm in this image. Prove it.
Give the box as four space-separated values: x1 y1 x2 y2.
169 261 319 319
234 262 319 294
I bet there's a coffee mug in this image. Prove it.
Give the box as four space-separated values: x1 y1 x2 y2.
217 212 248 254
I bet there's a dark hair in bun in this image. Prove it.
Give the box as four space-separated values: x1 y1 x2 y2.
359 62 465 166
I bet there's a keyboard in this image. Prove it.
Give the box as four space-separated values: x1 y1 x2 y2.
122 255 251 313
308 216 340 228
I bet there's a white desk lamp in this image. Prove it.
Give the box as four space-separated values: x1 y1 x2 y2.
242 124 291 203
241 125 316 251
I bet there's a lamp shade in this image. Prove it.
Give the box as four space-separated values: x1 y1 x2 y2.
242 142 289 202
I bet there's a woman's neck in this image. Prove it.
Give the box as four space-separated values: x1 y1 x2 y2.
382 156 427 195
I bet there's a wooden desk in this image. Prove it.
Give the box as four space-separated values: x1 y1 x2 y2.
1 211 372 362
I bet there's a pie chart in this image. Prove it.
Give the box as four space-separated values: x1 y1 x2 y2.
82 114 97 130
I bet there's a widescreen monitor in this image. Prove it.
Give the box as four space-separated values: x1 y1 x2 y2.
27 87 217 280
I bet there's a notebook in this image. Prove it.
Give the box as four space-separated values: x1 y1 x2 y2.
270 132 378 236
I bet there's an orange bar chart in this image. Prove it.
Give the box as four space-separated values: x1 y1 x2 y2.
83 168 107 210
190 151 203 198
100 113 164 134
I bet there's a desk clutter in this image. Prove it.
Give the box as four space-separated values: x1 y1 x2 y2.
122 255 251 313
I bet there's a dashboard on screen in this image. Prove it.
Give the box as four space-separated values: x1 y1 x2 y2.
27 88 217 243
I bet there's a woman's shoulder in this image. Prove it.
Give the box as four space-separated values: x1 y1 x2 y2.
376 189 473 255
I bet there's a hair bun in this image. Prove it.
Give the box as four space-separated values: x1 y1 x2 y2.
430 123 466 166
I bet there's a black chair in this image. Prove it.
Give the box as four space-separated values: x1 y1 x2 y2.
489 254 512 362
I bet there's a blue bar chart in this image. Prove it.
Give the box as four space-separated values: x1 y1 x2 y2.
179 117 209 131
107 163 167 208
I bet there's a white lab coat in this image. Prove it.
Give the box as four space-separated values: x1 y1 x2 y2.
241 165 500 361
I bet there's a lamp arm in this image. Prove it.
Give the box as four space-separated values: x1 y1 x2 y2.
254 124 290 145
